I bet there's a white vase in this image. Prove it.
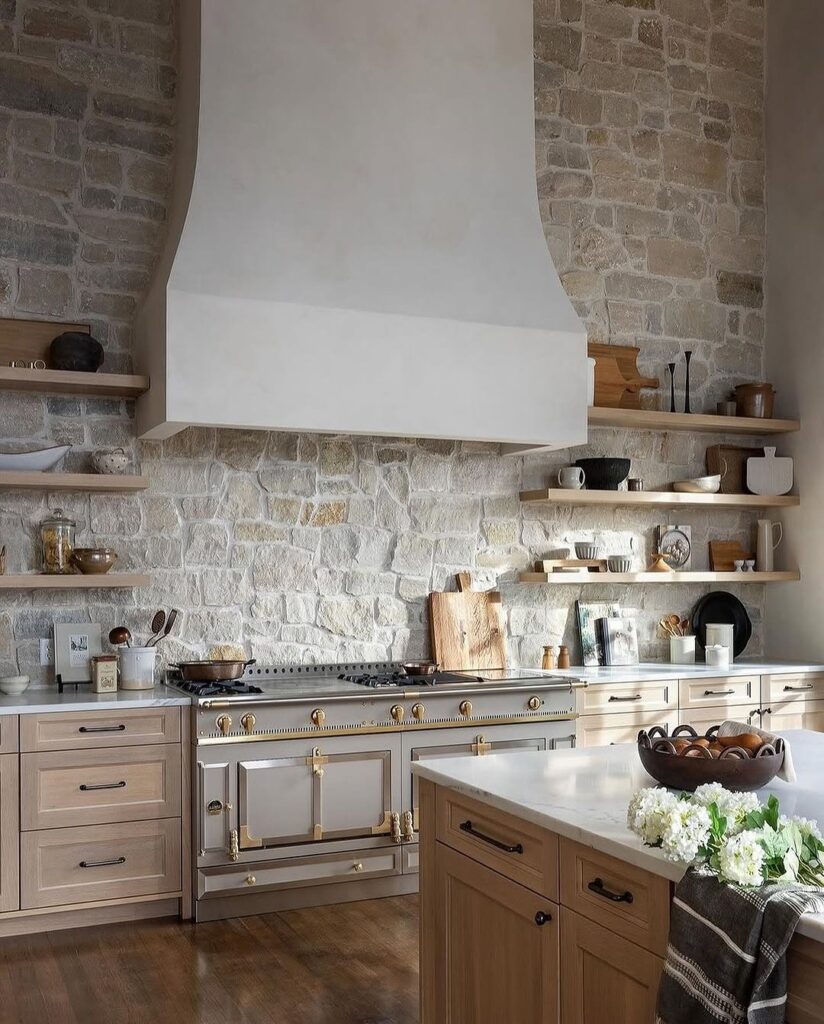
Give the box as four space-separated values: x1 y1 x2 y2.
670 635 695 665
756 519 783 572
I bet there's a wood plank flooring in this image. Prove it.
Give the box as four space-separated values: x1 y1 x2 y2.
0 897 420 1024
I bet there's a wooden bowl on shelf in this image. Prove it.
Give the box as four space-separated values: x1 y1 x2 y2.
637 725 784 792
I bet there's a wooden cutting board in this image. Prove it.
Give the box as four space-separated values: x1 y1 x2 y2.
709 540 753 572
428 575 507 671
588 343 659 409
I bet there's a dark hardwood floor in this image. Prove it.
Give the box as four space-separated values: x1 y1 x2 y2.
0 897 420 1024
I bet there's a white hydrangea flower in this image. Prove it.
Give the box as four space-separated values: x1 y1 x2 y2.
692 784 760 835
780 815 823 842
659 802 711 864
627 788 679 846
717 830 765 887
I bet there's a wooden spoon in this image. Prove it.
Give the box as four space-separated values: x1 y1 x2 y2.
147 610 166 645
108 626 131 648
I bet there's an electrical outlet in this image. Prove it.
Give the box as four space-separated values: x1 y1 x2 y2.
39 639 54 667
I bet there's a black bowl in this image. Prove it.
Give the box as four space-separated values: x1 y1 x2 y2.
50 332 104 373
574 457 631 491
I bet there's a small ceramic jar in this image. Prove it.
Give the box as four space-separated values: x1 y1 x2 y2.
706 644 731 669
92 447 130 474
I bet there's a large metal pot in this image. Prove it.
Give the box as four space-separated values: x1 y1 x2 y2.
174 658 255 682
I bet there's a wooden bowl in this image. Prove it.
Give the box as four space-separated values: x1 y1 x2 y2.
637 725 785 792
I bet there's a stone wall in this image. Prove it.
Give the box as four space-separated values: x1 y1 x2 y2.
0 0 768 686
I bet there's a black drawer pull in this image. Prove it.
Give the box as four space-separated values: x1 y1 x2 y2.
704 689 735 697
79 856 126 869
534 910 552 926
79 781 126 792
784 684 813 692
608 694 642 702
587 877 633 904
78 724 126 733
459 820 523 855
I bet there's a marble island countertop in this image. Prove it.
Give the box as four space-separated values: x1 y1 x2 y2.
412 728 824 942
550 659 824 685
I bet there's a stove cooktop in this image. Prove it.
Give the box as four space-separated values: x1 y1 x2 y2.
339 670 483 688
171 679 264 698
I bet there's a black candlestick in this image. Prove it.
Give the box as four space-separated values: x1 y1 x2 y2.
667 362 676 413
684 350 693 414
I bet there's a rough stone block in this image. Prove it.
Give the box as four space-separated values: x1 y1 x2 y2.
84 119 173 157
17 267 73 316
662 135 728 192
534 24 582 70
716 270 763 308
647 237 706 279
0 216 77 265
664 297 726 341
23 6 92 42
0 57 87 118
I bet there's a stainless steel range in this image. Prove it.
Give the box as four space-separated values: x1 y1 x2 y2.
170 661 584 921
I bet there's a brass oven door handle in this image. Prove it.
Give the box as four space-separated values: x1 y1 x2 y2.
78 724 126 733
608 695 642 702
80 856 126 869
79 781 126 791
784 684 814 691
704 689 735 696
459 820 523 855
587 877 633 904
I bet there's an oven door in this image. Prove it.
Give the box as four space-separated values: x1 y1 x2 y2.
236 733 402 851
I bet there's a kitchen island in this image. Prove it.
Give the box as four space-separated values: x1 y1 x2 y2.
413 730 824 1023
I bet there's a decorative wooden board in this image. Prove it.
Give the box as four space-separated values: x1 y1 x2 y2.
538 559 607 573
429 585 507 671
589 343 658 409
709 541 753 572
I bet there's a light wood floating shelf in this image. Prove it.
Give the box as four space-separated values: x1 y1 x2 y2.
0 472 147 492
519 571 800 585
588 406 799 435
0 574 150 590
0 366 149 399
520 488 800 510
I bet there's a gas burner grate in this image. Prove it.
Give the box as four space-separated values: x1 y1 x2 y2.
339 671 480 688
174 679 264 697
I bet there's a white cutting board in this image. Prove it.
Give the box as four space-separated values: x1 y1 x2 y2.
747 447 793 495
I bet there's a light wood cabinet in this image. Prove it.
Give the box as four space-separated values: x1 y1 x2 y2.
764 674 824 704
678 704 760 733
678 674 759 711
21 707 180 751
762 699 824 733
576 678 675 717
435 842 559 1024
0 753 19 912
577 709 677 748
560 906 663 1024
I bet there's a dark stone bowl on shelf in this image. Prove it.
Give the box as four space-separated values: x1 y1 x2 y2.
49 332 104 373
574 457 631 490
638 725 785 792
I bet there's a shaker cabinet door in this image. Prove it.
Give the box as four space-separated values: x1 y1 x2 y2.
434 843 559 1024
0 752 18 912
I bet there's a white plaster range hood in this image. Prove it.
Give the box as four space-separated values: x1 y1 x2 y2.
135 0 588 450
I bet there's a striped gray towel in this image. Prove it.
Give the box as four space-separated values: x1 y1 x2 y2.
657 869 824 1023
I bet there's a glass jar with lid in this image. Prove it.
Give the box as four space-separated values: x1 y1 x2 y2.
41 508 75 574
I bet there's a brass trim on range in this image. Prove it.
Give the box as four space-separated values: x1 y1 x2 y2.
197 712 578 744
371 809 393 836
239 824 263 850
471 734 492 756
313 824 323 841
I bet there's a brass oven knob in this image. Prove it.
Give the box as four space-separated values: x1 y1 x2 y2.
459 700 473 718
390 704 405 722
241 713 256 733
527 695 542 711
216 714 232 736
353 861 364 873
245 875 256 886
311 708 326 726
411 702 426 721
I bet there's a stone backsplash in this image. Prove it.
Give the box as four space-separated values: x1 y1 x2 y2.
0 0 768 685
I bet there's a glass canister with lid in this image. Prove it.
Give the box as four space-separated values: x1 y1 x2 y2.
41 508 76 574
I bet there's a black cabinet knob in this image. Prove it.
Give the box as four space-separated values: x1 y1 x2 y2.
534 910 552 926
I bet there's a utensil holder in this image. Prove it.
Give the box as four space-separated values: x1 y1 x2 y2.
118 646 157 690
669 635 695 665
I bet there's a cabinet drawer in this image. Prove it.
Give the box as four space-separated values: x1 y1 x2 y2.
577 709 676 748
436 788 558 900
578 679 676 717
21 707 180 751
559 838 670 956
763 699 824 733
21 744 182 830
678 705 759 734
21 819 181 909
678 675 759 710
0 715 18 754
198 847 400 899
764 674 824 704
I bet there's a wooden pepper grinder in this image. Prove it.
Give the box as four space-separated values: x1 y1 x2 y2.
557 645 570 670
541 645 556 670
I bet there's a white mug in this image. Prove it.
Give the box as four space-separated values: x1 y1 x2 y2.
558 466 586 490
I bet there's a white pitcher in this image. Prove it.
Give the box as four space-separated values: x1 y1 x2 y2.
756 519 783 573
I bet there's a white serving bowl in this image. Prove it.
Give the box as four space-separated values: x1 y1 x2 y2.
0 444 71 472
673 475 721 494
0 675 29 696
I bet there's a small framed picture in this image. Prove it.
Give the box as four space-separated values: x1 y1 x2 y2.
657 524 692 571
54 623 103 683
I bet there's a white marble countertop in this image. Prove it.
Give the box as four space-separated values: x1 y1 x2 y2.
412 729 824 942
550 659 824 685
0 685 190 714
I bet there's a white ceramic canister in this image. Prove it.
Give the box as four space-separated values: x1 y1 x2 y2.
118 646 157 690
670 635 695 665
705 644 731 669
705 623 734 659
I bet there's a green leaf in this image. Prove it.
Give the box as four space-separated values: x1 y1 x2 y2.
765 795 780 831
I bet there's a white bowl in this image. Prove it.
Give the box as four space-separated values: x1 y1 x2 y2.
673 475 721 494
0 675 29 695
0 445 71 472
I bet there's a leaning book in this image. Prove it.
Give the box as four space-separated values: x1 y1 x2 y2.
596 617 639 666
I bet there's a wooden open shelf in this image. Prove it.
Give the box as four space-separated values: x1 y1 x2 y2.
0 471 147 492
0 366 148 399
520 488 799 510
519 571 800 585
0 574 150 590
588 406 799 435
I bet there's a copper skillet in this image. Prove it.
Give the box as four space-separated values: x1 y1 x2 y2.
400 661 438 676
173 658 256 682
